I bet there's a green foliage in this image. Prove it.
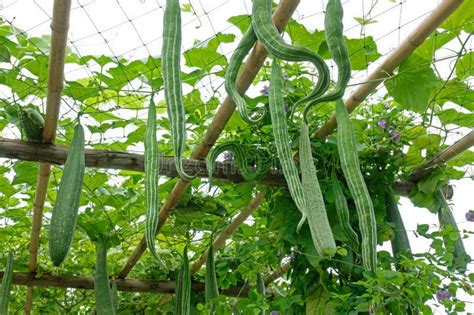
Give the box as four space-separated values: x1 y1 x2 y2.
0 3 472 313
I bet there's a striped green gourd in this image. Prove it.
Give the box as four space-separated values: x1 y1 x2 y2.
204 241 219 304
18 107 44 142
206 142 270 186
335 99 377 272
268 60 307 229
256 273 265 315
385 191 411 259
162 0 195 181
302 0 351 121
95 238 115 315
0 252 13 315
299 123 336 254
225 27 265 123
110 279 118 313
49 122 85 266
252 0 330 106
144 97 166 268
175 245 191 315
331 172 360 252
436 190 470 273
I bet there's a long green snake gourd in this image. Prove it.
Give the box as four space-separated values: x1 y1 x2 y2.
144 97 166 268
162 0 195 181
252 0 330 107
332 172 360 252
225 28 264 123
270 60 335 255
335 100 377 272
269 60 307 228
0 252 13 315
302 0 351 121
299 122 337 253
49 122 85 267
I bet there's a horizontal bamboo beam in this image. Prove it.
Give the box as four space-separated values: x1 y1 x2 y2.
0 272 261 297
0 137 424 196
314 0 464 139
264 258 293 285
0 137 285 186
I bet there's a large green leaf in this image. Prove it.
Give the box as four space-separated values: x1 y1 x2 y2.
385 55 441 113
438 108 474 127
434 78 474 111
184 33 235 72
441 0 474 33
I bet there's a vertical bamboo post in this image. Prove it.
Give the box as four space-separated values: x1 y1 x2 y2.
25 0 72 313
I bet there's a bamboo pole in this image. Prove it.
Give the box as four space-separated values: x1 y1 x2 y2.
0 272 263 297
0 137 286 186
0 137 457 196
314 0 464 139
25 0 72 313
264 258 294 285
409 130 474 182
190 191 266 274
116 0 301 279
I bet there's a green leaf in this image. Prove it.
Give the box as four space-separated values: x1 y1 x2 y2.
318 35 381 70
448 150 474 167
344 36 381 70
438 109 474 127
440 0 474 33
417 224 430 235
184 33 235 72
287 20 325 52
417 169 447 195
414 30 457 60
227 15 252 34
353 17 377 26
0 45 11 62
385 55 441 113
434 78 474 111
455 51 474 79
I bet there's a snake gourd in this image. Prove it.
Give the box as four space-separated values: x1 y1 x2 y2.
162 0 196 181
335 100 377 272
252 0 330 107
302 0 351 121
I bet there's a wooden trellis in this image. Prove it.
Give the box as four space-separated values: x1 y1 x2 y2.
0 0 471 311
0 137 438 196
118 0 467 281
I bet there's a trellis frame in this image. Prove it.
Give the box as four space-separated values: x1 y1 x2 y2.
118 0 467 280
0 0 470 310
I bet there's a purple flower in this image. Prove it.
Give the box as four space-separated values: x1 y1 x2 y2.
261 85 269 96
389 130 401 142
436 289 452 302
466 211 474 222
270 312 281 315
384 104 391 111
377 119 388 129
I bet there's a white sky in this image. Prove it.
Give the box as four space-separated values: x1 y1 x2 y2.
0 0 473 313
